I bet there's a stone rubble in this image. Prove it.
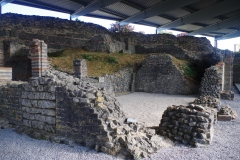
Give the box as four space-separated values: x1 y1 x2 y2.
217 105 237 121
193 96 220 109
158 104 216 147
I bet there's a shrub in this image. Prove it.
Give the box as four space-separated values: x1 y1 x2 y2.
105 56 118 64
82 54 98 61
181 63 197 78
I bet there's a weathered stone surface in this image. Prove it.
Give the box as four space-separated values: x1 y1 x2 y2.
38 100 55 109
22 119 31 127
158 104 216 147
85 34 127 53
23 112 35 120
136 53 198 94
41 109 56 116
199 65 222 99
217 105 237 121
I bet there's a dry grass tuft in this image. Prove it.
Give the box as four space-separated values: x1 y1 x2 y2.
49 48 147 77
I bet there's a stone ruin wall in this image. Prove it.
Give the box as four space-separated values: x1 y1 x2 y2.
0 39 168 159
0 13 213 59
0 33 236 158
0 14 235 96
135 54 198 95
0 68 167 159
0 13 223 94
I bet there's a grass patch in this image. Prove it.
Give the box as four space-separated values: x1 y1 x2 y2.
49 48 146 76
171 55 198 83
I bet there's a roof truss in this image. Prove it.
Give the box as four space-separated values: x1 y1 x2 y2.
216 30 240 40
158 0 240 31
71 0 121 19
120 0 199 25
189 14 240 35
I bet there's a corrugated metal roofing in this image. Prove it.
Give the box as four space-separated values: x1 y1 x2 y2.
105 2 140 17
3 0 240 40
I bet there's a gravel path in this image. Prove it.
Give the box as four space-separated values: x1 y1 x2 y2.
117 92 197 126
0 88 240 160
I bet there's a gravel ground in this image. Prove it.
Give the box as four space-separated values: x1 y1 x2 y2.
0 87 240 160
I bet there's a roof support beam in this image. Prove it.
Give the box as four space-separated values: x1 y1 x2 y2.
158 0 240 31
216 30 240 40
71 0 121 19
120 0 199 25
189 14 240 35
0 0 14 6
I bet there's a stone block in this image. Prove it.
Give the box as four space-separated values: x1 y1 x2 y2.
45 116 56 124
44 124 55 133
21 99 32 107
32 121 44 130
23 112 35 120
35 114 46 122
23 119 31 127
38 100 56 109
42 109 56 116
217 115 232 121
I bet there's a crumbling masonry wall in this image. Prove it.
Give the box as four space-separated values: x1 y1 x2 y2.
158 104 216 147
135 54 198 95
0 69 166 159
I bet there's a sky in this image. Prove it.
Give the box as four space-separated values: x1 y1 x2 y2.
2 3 240 52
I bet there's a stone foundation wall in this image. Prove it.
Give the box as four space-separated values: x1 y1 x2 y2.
158 104 216 147
0 82 23 126
135 54 198 95
21 78 56 133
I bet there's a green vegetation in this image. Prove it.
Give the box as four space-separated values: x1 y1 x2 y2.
49 48 146 76
180 63 198 78
171 55 198 82
234 52 240 54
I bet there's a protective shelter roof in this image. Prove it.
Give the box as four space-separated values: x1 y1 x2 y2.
1 0 240 40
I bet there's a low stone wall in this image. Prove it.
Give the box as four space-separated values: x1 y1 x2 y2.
158 104 216 147
193 96 220 109
0 81 23 126
135 53 198 95
21 78 56 133
106 67 133 94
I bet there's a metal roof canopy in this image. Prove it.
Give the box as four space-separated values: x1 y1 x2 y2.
1 0 240 40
